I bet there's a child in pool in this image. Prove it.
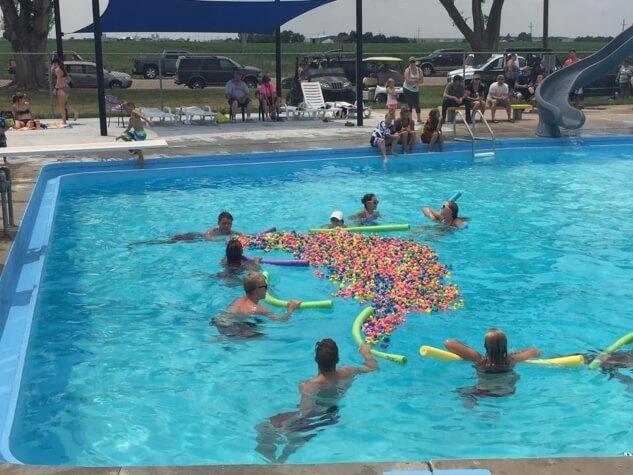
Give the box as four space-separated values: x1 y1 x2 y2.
116 102 151 168
210 272 301 339
351 193 381 225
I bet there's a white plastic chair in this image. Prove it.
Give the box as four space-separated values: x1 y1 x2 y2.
176 106 217 125
300 82 342 119
138 107 178 125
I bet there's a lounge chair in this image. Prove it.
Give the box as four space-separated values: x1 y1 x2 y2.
300 82 342 119
176 106 217 125
138 107 178 125
326 101 372 119
105 95 126 127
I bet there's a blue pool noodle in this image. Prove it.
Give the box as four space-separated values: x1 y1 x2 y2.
448 191 462 202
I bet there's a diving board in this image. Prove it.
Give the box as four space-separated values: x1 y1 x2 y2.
0 139 168 157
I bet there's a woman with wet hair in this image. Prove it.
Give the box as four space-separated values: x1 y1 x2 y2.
351 193 381 225
422 200 465 228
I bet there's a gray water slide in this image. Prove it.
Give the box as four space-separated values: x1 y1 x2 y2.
536 26 633 137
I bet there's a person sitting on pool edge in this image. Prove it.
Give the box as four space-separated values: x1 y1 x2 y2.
211 272 301 338
116 102 151 168
324 210 346 229
255 338 377 463
422 200 465 228
351 193 381 225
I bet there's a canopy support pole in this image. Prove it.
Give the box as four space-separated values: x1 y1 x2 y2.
53 0 63 60
355 0 363 126
91 0 108 136
543 0 549 49
275 27 282 98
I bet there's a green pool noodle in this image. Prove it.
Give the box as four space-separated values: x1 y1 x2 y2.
419 345 584 367
309 224 410 233
588 331 633 370
261 271 333 309
352 306 407 364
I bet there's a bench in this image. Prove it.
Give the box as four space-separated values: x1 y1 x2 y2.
511 104 533 120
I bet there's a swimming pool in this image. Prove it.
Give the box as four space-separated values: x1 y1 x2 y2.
0 137 631 466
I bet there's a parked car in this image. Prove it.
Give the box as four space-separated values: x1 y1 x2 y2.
287 65 355 105
174 55 261 89
63 61 133 88
416 48 466 76
447 54 527 85
132 50 190 79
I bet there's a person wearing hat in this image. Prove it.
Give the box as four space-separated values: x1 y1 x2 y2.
466 74 486 118
442 74 471 124
514 66 534 102
403 57 424 124
258 75 281 121
324 211 346 228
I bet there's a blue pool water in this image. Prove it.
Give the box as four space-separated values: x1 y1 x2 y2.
8 142 633 466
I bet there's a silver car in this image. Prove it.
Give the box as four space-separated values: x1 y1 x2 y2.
64 61 133 89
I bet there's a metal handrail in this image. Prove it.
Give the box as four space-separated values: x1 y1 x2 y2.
473 110 496 153
452 110 475 157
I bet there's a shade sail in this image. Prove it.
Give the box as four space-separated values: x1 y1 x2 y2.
76 0 335 34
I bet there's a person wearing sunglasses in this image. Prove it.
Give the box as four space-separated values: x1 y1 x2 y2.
351 193 381 225
422 200 465 228
255 339 377 463
211 272 301 338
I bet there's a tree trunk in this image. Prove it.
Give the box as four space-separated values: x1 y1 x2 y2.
0 0 52 90
438 0 505 53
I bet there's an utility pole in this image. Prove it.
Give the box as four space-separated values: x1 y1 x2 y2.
417 27 421 43
529 22 534 39
622 19 627 32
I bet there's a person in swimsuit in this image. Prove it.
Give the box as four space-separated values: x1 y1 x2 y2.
51 57 78 125
11 93 39 129
127 211 242 248
350 193 381 225
116 102 151 168
215 238 261 284
444 328 540 408
422 200 465 228
211 272 301 339
394 107 416 153
420 108 443 152
583 350 633 392
323 210 346 229
255 339 377 463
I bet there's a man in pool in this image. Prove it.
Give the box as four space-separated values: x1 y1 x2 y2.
255 339 377 463
127 211 242 248
583 350 633 392
211 272 301 338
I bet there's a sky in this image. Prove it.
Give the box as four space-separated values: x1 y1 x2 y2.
51 0 633 40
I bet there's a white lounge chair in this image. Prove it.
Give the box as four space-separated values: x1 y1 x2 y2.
300 82 342 119
176 106 217 125
138 107 178 125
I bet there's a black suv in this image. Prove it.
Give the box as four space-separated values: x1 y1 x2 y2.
174 55 261 89
415 49 465 76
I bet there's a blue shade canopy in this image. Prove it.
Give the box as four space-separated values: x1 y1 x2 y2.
76 0 335 34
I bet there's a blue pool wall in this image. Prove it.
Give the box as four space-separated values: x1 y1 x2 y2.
0 134 631 464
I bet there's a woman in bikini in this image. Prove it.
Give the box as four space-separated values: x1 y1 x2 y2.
11 93 39 129
52 58 78 124
351 193 381 225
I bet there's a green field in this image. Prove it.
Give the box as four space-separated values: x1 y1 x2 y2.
0 38 608 81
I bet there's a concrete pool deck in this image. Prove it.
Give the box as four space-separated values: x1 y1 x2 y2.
0 105 632 474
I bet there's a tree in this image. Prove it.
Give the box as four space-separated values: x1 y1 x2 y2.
0 0 52 90
438 0 505 53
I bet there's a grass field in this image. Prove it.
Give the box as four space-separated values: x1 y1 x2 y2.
0 38 608 81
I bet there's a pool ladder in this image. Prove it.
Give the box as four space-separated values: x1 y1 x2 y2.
452 110 496 159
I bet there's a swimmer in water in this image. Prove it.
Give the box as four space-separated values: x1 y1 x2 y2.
444 328 540 408
582 350 633 392
324 210 346 229
422 200 465 228
127 211 242 248
210 272 301 339
255 339 377 463
215 238 261 285
351 193 381 225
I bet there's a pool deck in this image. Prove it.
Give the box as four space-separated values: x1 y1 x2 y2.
0 105 632 474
